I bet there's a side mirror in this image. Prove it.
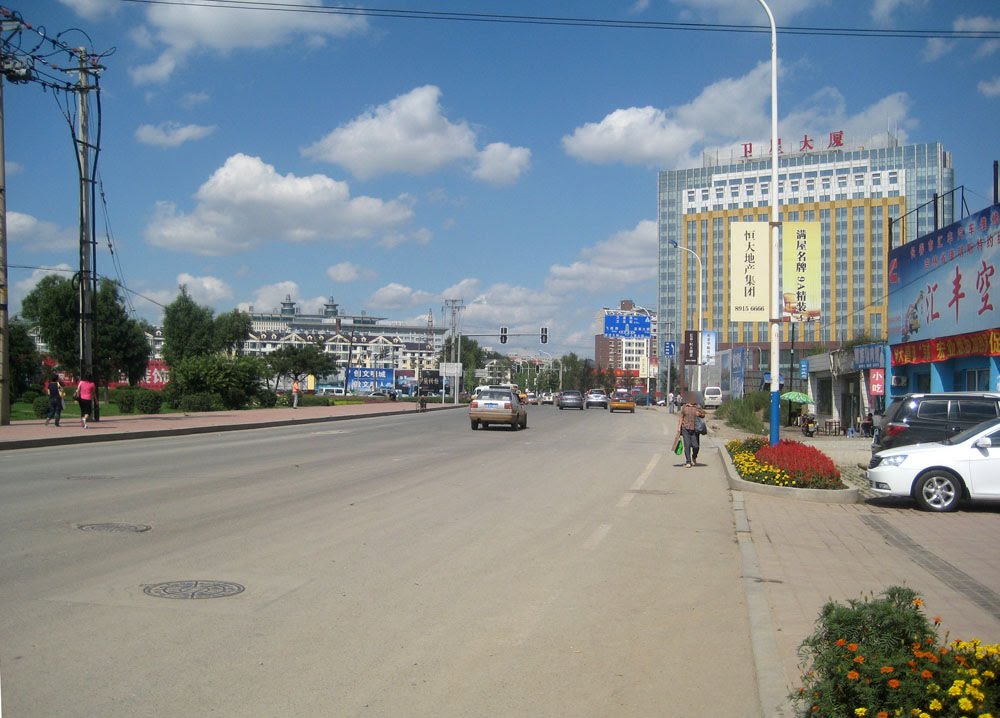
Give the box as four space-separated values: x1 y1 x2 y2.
975 437 994 449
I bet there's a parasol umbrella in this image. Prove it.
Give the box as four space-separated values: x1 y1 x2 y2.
780 391 814 404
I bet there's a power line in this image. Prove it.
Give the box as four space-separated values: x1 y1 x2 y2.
115 0 1000 41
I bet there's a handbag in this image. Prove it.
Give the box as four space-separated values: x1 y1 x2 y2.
694 416 708 435
673 436 684 455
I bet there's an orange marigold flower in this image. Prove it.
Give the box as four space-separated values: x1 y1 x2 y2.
854 656 866 664
907 660 917 669
877 712 889 718
921 670 934 679
888 679 901 689
848 643 859 652
881 666 895 674
913 598 924 606
847 670 860 680
836 639 847 647
933 616 942 625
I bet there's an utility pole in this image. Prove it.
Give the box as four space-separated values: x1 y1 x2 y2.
0 69 9 425
76 48 95 387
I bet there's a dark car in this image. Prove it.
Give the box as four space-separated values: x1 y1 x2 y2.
873 392 1000 454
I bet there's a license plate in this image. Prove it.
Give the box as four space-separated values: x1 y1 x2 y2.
484 402 499 408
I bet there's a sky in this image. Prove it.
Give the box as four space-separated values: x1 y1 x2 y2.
4 0 1000 359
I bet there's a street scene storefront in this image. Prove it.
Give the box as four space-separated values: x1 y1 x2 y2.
886 202 1000 397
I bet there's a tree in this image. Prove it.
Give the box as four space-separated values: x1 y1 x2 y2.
214 309 252 356
265 344 337 387
8 319 42 397
21 275 150 383
161 287 217 368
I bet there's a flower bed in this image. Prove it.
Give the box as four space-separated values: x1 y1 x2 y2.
725 437 847 490
795 586 1000 717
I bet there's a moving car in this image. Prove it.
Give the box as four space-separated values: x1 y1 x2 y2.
468 388 527 431
540 392 554 405
584 389 608 410
525 392 539 405
557 390 584 410
703 386 724 408
873 392 1000 454
609 390 636 413
867 416 1000 511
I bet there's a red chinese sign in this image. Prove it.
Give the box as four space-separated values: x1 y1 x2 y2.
869 368 885 396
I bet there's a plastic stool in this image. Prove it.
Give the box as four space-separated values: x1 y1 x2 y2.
847 427 856 438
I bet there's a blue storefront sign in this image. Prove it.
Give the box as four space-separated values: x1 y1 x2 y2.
346 367 395 393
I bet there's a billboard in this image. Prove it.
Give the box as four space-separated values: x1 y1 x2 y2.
346 367 395 393
730 221 771 321
782 221 821 322
604 313 651 338
887 203 1000 345
683 330 700 366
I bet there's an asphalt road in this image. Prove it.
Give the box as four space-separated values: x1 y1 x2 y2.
0 406 759 717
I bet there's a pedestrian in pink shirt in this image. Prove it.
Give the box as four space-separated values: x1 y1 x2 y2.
74 375 96 429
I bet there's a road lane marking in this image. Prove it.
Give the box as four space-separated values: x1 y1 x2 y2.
582 523 612 551
616 453 662 508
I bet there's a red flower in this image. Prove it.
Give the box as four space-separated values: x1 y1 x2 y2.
880 666 895 674
888 679 900 689
847 670 861 681
921 670 933 679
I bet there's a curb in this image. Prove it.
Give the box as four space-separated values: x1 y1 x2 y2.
719 444 861 504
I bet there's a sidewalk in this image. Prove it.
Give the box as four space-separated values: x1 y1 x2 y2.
705 416 1000 717
0 401 456 451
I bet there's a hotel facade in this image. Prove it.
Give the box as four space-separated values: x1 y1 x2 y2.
657 135 955 395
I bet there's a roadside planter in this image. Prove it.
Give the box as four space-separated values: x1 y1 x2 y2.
721 437 859 504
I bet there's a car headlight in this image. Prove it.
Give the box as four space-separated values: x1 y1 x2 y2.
878 454 908 467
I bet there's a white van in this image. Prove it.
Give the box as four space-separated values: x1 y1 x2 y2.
703 386 723 408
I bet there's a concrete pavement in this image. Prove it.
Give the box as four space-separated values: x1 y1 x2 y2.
3 405 999 717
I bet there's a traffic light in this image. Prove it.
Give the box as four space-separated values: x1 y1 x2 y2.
500 326 508 344
540 326 548 344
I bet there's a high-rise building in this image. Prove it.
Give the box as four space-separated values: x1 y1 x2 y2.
657 135 955 391
594 299 658 388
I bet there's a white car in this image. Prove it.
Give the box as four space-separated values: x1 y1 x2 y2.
866 417 1000 511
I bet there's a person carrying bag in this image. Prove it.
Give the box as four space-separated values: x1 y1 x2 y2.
677 392 707 468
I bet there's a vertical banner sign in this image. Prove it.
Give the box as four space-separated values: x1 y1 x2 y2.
782 221 822 322
730 221 771 321
700 331 717 366
683 330 700 366
869 368 885 396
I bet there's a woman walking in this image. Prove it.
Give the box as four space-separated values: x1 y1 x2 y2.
74 375 96 429
44 375 65 427
676 392 707 468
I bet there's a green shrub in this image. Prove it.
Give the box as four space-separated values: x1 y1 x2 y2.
256 390 278 408
116 390 137 414
21 389 41 404
298 394 330 407
32 395 50 418
795 586 1000 717
180 392 221 412
134 389 163 414
162 382 182 409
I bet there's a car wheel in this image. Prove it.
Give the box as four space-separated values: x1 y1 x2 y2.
511 419 519 431
913 470 963 512
521 415 527 429
471 419 480 430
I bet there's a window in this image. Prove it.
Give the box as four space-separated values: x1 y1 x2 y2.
956 398 998 421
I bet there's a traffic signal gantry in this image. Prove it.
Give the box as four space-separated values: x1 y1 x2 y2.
498 327 548 345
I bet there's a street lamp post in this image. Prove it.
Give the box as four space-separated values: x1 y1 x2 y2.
669 240 704 393
758 0 782 446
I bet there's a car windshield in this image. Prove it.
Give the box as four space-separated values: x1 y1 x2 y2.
940 416 1000 445
563 391 582 397
479 391 510 401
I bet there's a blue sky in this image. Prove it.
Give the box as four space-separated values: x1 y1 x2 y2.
5 0 999 358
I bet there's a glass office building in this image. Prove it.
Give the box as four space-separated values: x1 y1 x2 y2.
657 138 954 390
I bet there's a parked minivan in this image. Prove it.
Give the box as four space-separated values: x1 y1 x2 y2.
872 391 1000 455
703 386 723 408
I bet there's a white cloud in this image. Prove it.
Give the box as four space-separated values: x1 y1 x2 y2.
176 273 233 304
545 220 658 295
870 0 927 25
181 92 211 109
135 122 216 148
979 76 1000 97
58 0 118 21
368 282 435 310
303 85 530 183
6 212 76 252
144 153 414 256
128 0 367 84
563 63 772 168
473 143 532 185
238 281 324 317
326 262 375 283
922 15 1000 62
565 62 918 169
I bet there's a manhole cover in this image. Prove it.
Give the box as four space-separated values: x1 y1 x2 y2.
67 475 116 480
143 580 245 600
78 523 151 533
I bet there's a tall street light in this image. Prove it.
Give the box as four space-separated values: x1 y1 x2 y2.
758 0 782 446
670 240 703 393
